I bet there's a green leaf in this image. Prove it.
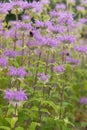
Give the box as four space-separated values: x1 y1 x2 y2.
29 122 40 130
0 126 10 130
42 117 55 130
16 46 27 51
30 106 39 112
41 100 59 114
64 118 74 127
7 108 14 116
11 117 18 129
41 108 50 115
18 110 29 125
15 127 24 130
5 118 11 125
62 102 73 109
0 117 10 127
0 108 3 116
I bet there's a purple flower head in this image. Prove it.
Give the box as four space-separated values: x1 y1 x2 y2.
0 8 8 15
39 37 59 47
40 0 50 5
4 50 17 58
81 0 87 5
0 58 8 67
58 35 75 44
20 1 29 9
56 26 66 33
58 12 74 26
55 4 66 11
68 0 76 3
80 18 87 24
4 89 15 101
53 65 65 73
22 15 30 21
80 97 87 104
50 10 58 17
14 90 28 101
1 3 12 11
45 20 52 27
10 1 26 11
0 3 8 14
9 66 17 76
26 23 33 30
4 89 27 105
66 57 80 65
47 38 59 47
9 66 27 77
31 2 43 13
17 67 28 77
76 6 85 11
37 73 50 82
45 21 54 31
75 45 87 54
57 12 75 29
49 24 65 34
10 21 32 32
36 20 45 28
7 28 19 39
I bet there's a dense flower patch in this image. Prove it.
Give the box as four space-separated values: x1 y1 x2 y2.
0 0 87 130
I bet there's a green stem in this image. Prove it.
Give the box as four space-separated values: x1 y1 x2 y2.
32 47 42 90
45 49 49 74
21 32 25 65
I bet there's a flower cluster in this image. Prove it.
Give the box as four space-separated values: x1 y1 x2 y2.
53 65 65 73
0 0 87 129
37 73 50 82
4 89 27 106
9 66 28 77
0 58 8 67
4 50 17 58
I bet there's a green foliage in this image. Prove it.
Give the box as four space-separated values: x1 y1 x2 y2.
0 0 87 130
